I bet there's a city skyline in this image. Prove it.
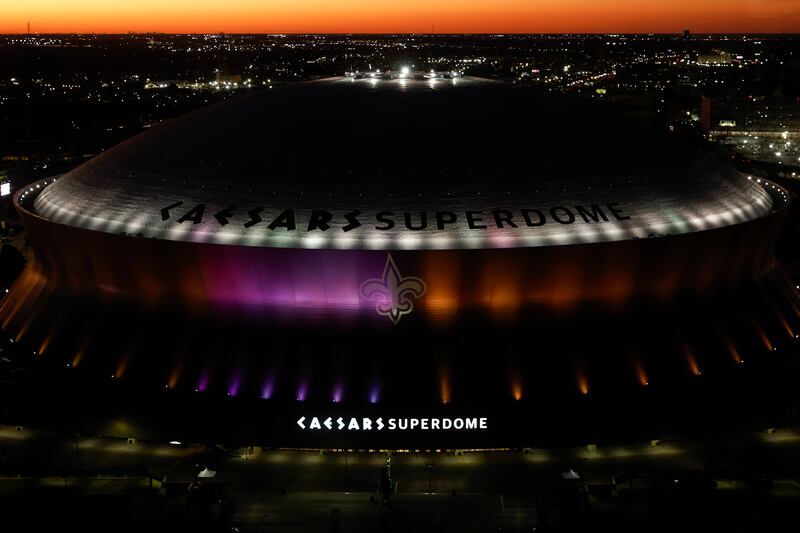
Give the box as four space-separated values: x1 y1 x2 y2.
2 0 800 34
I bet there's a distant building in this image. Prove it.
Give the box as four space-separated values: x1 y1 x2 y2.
215 71 242 84
698 51 734 65
701 95 713 132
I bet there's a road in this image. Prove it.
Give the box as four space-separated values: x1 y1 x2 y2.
2 424 800 531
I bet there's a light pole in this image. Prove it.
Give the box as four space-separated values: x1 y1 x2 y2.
499 493 505 531
426 463 433 491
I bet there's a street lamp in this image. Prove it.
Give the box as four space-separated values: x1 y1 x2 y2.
426 463 434 490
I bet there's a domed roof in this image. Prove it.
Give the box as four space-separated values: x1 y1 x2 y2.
32 76 772 250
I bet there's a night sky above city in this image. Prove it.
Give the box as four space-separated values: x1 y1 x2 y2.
1 0 799 33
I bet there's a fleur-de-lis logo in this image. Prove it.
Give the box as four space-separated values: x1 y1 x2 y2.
360 254 426 324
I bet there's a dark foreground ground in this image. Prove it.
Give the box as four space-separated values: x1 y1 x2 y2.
1 424 800 532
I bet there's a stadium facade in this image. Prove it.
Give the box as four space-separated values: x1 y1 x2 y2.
2 77 797 448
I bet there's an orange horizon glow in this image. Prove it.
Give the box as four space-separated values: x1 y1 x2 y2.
1 1 799 34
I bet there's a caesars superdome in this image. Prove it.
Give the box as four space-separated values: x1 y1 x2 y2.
3 77 797 447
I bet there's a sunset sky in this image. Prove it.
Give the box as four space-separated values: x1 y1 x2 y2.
1 0 799 34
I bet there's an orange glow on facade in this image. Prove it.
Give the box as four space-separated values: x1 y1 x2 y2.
508 355 523 400
168 367 181 389
752 319 774 351
115 336 141 380
439 364 451 404
71 324 99 368
38 314 66 356
439 379 450 404
722 332 743 364
774 309 794 338
38 328 56 356
577 373 589 395
543 259 585 312
629 349 649 385
476 255 522 316
14 308 38 344
115 356 130 380
590 256 635 307
167 337 193 389
635 362 649 386
488 274 522 316
511 380 523 401
682 343 701 376
1 1 797 34
1 268 47 332
72 339 90 368
423 253 460 323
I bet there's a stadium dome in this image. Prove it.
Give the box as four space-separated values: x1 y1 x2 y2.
3 77 797 448
32 77 773 250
